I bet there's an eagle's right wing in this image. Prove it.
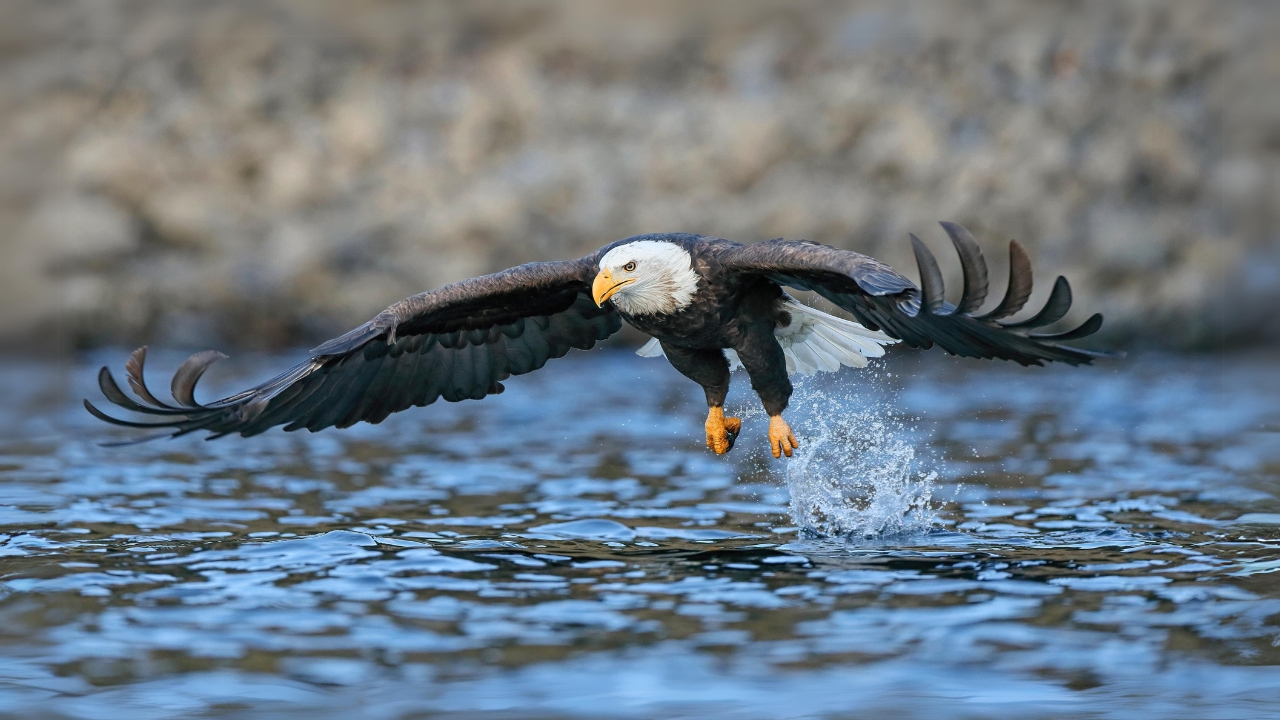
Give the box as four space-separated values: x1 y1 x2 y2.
721 222 1112 366
86 254 621 443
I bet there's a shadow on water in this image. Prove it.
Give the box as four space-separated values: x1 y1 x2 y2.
0 349 1277 718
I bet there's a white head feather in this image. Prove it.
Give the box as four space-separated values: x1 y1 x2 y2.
598 241 700 315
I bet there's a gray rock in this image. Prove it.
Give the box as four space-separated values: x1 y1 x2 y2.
0 0 1275 351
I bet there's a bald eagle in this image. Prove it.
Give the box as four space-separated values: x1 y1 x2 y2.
87 223 1109 457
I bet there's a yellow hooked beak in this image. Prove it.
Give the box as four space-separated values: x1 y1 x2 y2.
592 268 635 307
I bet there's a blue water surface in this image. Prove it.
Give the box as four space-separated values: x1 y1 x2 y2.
0 349 1277 718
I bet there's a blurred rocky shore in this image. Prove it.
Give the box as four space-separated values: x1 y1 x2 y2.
2 0 1276 353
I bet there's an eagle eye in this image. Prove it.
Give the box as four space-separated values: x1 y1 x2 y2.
623 261 637 272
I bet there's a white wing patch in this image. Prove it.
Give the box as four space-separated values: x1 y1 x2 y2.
635 297 897 376
636 337 666 358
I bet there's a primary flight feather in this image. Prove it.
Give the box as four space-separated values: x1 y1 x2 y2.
88 223 1111 457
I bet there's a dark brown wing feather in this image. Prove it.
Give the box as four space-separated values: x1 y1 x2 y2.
87 255 620 443
722 222 1114 366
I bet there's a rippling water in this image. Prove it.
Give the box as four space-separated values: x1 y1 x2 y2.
1 349 1277 718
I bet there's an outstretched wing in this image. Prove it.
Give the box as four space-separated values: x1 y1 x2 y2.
721 222 1110 366
86 255 620 443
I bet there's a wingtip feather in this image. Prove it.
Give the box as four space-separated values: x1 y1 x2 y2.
171 350 229 408
939 222 989 314
1003 276 1073 329
978 240 1034 321
909 233 947 313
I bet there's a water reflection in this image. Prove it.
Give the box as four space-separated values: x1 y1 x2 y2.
0 350 1277 717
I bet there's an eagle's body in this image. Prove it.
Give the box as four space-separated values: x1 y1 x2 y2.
89 224 1110 457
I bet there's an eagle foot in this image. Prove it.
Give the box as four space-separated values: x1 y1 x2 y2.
705 406 741 455
768 415 798 459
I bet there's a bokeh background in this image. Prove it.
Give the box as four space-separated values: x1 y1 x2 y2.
2 0 1276 353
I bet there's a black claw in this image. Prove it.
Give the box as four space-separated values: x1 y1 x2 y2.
723 423 739 453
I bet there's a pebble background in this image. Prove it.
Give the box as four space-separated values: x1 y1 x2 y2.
2 0 1276 351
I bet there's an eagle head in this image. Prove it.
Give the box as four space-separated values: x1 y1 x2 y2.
593 241 700 315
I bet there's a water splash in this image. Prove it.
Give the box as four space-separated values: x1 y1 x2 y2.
780 372 937 538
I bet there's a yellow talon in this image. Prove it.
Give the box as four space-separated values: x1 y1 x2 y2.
705 406 741 455
768 415 798 459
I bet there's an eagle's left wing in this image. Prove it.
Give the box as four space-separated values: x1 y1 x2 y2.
720 222 1110 366
86 254 620 443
